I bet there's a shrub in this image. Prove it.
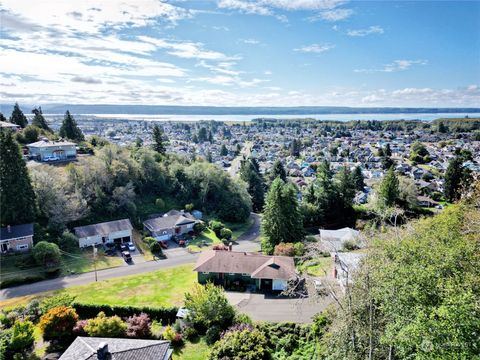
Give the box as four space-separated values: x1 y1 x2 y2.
193 222 206 234
162 325 176 341
221 323 254 339
209 220 224 237
182 326 198 340
205 325 222 345
220 228 233 240
10 320 35 352
4 311 19 328
155 198 165 209
172 333 184 347
73 320 88 336
58 232 78 252
342 239 359 251
209 329 270 360
40 294 76 313
232 312 252 326
150 241 163 255
0 275 45 289
144 236 157 245
84 312 127 338
274 243 295 256
294 242 304 256
185 203 194 212
25 299 41 322
39 306 78 340
33 241 61 270
126 313 152 338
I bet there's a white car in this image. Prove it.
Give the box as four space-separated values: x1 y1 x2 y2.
127 242 136 251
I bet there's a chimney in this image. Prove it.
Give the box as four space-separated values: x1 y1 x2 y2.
97 342 110 360
7 225 11 233
228 242 232 251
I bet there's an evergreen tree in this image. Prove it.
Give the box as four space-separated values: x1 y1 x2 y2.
0 113 6 122
335 166 355 208
9 103 28 128
220 144 228 156
385 143 392 157
152 124 166 154
0 130 36 225
378 167 400 207
59 111 84 141
208 130 213 143
270 160 287 183
261 178 302 254
290 139 301 157
31 107 51 132
198 127 208 142
352 166 365 191
240 158 265 212
381 155 394 170
444 156 471 202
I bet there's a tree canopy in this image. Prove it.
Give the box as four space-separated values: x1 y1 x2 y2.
59 111 84 141
9 103 28 128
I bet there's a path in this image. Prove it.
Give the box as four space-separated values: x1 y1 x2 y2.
228 141 252 178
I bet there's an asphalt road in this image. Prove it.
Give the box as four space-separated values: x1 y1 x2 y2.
0 214 261 301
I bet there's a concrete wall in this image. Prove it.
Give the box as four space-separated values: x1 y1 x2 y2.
29 145 76 161
78 229 132 248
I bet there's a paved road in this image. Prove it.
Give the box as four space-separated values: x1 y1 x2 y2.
0 215 261 301
228 141 252 178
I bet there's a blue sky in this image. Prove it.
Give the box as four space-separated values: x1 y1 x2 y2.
0 0 479 106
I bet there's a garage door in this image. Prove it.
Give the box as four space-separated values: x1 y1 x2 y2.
272 279 287 291
122 236 131 242
156 234 171 241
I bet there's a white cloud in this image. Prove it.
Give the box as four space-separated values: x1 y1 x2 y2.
310 8 353 22
294 43 335 53
241 38 261 44
355 59 428 73
347 25 384 37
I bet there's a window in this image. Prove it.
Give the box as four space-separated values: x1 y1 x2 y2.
229 273 236 276
242 273 249 276
162 231 168 235
16 244 29 250
202 272 209 275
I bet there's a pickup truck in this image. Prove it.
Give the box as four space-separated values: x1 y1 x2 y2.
121 251 132 263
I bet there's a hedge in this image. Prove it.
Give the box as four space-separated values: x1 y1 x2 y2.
0 275 45 289
72 303 178 325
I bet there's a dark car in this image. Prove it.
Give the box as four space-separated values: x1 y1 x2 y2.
120 243 128 252
105 248 116 256
121 251 132 263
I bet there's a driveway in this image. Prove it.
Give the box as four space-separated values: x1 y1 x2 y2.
230 292 334 323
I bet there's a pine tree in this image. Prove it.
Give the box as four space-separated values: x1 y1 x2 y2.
220 144 228 156
0 130 36 225
385 143 392 157
353 166 365 191
240 158 265 212
378 167 400 207
444 156 471 202
31 107 52 132
270 160 287 183
208 130 213 143
0 113 6 122
336 167 355 207
152 124 166 154
9 103 28 128
59 111 84 141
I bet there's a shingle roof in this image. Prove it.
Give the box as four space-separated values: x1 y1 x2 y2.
28 139 76 147
0 223 34 241
143 211 195 232
59 337 172 360
74 219 133 238
194 250 296 280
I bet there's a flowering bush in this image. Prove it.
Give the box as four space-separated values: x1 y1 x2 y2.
39 306 78 340
126 313 152 338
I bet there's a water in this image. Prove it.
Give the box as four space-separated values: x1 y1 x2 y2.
44 112 475 122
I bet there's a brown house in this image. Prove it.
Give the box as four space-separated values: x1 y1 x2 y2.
0 223 34 253
194 250 296 291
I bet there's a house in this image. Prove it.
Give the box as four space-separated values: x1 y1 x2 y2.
59 337 172 360
143 210 196 241
194 250 296 291
317 227 362 252
0 121 20 131
332 252 366 292
27 139 77 162
417 195 439 208
74 219 133 248
0 223 34 253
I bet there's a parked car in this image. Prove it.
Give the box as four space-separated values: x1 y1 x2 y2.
127 242 136 251
120 244 128 252
122 251 132 263
105 248 116 256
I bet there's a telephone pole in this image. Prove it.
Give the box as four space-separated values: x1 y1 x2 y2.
93 245 98 282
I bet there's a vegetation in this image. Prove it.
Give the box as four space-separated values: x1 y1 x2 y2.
84 311 127 337
39 306 78 340
9 102 28 128
240 157 265 212
59 110 84 141
152 124 167 154
444 155 472 202
209 328 270 360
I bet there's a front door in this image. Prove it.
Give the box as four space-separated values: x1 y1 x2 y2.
1 243 8 252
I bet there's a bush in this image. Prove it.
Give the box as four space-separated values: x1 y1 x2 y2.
162 325 176 341
39 306 78 340
72 303 178 325
185 203 194 212
25 299 41 322
232 313 252 326
73 320 88 336
182 326 198 340
40 294 76 313
126 313 152 338
150 241 163 255
143 236 157 245
10 320 35 352
155 198 165 209
0 275 45 289
209 329 270 360
342 239 359 251
33 241 61 271
209 220 224 237
220 228 233 240
274 243 295 256
205 325 222 345
84 312 127 338
294 242 304 256
221 323 254 339
193 222 206 234
172 333 184 347
58 231 78 252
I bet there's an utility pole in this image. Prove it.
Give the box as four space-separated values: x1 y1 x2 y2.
93 245 98 282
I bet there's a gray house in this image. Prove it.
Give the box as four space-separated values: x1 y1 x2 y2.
27 139 77 162
74 219 133 248
143 210 196 241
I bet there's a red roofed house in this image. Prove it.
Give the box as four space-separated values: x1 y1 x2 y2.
194 249 296 291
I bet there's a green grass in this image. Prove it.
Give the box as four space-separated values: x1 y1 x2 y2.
187 229 223 252
173 338 211 360
55 263 196 307
135 194 183 220
298 256 332 277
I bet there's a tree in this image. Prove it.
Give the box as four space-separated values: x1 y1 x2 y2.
23 125 39 143
0 130 36 226
384 143 392 157
352 166 365 191
270 159 287 183
381 155 394 170
9 103 28 128
184 283 236 329
31 107 51 132
39 306 78 340
59 111 84 141
290 139 301 157
33 241 61 270
10 320 35 352
152 124 166 154
262 178 303 254
0 112 6 122
240 157 265 212
85 312 127 338
409 141 429 164
209 329 270 360
220 144 228 156
378 167 400 207
444 156 471 202
198 127 208 142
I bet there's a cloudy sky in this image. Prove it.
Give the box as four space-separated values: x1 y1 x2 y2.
1 0 479 107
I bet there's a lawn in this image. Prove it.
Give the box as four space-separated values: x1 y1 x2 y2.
173 338 211 360
298 256 332 277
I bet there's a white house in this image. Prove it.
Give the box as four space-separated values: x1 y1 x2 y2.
27 139 77 162
74 219 133 248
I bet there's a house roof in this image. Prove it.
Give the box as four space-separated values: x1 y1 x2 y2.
0 120 20 129
319 227 359 242
0 223 34 241
59 337 172 360
194 250 296 280
143 211 195 232
28 139 76 148
74 219 133 239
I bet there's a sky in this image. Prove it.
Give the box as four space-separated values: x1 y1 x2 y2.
1 0 479 107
